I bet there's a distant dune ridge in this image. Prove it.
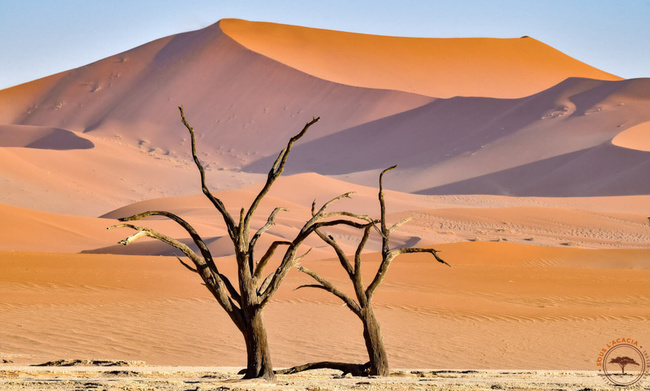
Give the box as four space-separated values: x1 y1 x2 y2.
0 19 649 372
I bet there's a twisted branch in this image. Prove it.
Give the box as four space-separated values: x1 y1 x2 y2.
314 229 353 278
118 210 215 267
179 106 237 241
108 223 242 311
241 117 320 248
254 240 292 281
296 266 361 316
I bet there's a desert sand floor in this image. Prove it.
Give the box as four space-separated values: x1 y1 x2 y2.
1 242 648 371
0 365 638 391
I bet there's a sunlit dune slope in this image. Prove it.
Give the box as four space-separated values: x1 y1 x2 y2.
221 18 621 99
612 121 650 151
0 204 121 253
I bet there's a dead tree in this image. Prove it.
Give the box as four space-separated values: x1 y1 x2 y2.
288 166 449 377
109 107 371 380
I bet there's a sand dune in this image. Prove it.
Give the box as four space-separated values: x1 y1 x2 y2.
2 173 648 258
221 19 621 99
1 74 646 215
248 77 650 196
0 20 647 206
423 142 650 196
0 20 431 171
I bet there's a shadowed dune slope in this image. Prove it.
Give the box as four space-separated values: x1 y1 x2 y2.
246 78 650 196
0 20 431 171
0 125 93 150
421 143 650 196
221 18 622 99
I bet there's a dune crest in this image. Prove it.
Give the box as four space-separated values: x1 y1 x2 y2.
221 19 621 99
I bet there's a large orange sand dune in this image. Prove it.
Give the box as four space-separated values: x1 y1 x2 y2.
221 19 622 99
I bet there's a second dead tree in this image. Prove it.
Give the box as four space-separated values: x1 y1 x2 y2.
282 166 450 377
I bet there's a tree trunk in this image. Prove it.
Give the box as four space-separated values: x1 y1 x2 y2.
241 309 275 380
361 306 389 376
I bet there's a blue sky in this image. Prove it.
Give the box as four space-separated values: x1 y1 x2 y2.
1 0 649 89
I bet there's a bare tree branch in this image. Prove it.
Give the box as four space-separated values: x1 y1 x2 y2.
294 284 329 292
115 210 247 302
388 217 413 234
258 218 372 308
249 207 288 273
256 246 315 295
255 191 371 305
118 210 216 268
310 192 354 219
179 106 237 241
250 207 287 250
176 255 198 273
314 229 354 278
257 272 275 296
253 240 292 281
109 223 243 313
366 247 447 299
241 117 320 246
378 165 397 238
391 247 449 266
354 225 372 276
294 247 312 263
297 266 362 316
109 223 203 264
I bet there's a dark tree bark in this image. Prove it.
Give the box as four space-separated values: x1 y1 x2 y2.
110 107 371 380
241 308 273 379
293 166 450 377
276 361 370 377
360 306 388 376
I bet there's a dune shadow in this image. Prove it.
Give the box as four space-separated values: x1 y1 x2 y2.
0 125 94 150
82 236 228 257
